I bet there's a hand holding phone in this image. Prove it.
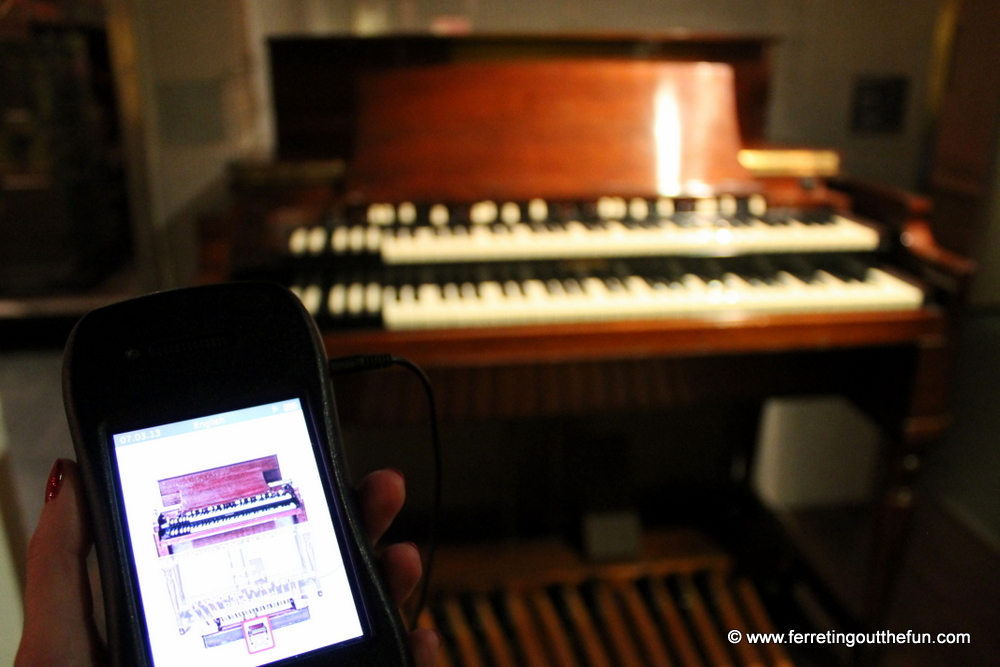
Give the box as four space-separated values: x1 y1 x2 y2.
16 462 438 667
51 283 422 667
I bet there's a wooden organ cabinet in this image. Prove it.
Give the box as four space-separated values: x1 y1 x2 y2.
206 35 975 666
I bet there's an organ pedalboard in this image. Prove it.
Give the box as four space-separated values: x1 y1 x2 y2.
418 530 794 667
277 194 923 331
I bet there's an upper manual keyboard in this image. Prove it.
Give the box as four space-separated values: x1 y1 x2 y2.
286 195 881 264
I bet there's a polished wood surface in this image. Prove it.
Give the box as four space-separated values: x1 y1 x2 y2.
157 455 280 509
324 308 945 369
350 60 753 202
269 33 774 162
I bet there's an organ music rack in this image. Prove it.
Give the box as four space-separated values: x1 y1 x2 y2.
205 33 975 664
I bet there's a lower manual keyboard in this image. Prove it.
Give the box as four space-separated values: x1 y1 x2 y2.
290 256 924 331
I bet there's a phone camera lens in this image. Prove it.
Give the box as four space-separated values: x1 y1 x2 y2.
126 348 141 360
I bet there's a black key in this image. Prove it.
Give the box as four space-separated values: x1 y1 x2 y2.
782 256 819 283
832 256 871 282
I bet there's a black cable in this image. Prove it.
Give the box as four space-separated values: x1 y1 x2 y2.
328 353 442 632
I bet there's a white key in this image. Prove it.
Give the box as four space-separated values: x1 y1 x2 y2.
346 283 365 315
300 284 322 315
417 284 440 303
307 227 327 255
523 279 548 301
380 203 395 225
479 281 503 302
365 226 382 252
613 196 628 219
749 194 767 217
384 286 420 330
500 202 521 224
398 202 417 225
288 227 309 256
528 198 548 222
504 280 524 298
629 197 649 220
429 204 449 226
367 203 394 225
597 196 615 220
582 277 609 298
382 285 397 306
656 197 675 217
720 194 738 217
470 200 498 224
348 226 366 252
695 197 718 215
625 275 652 297
330 284 348 316
331 226 349 253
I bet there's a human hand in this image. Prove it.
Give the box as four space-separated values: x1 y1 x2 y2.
15 459 439 666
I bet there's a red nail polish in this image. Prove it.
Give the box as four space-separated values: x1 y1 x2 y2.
46 458 65 503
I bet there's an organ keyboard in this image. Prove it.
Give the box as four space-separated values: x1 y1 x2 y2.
154 455 308 556
279 193 921 330
157 482 300 541
287 196 882 264
289 254 923 330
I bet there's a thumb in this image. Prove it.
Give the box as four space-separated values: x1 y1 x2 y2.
16 458 102 666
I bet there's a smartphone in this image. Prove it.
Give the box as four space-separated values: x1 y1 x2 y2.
63 282 413 667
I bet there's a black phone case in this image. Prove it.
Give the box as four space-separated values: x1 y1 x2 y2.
63 282 413 667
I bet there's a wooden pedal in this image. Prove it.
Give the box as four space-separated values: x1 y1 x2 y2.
421 531 793 667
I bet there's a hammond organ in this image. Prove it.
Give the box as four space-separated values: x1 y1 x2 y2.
215 34 974 652
154 456 319 648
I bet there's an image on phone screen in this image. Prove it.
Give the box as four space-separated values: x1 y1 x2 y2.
112 399 365 667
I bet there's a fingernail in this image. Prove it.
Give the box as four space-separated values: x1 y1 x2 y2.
45 458 64 503
387 468 405 484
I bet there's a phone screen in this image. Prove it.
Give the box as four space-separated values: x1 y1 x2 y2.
112 399 365 667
